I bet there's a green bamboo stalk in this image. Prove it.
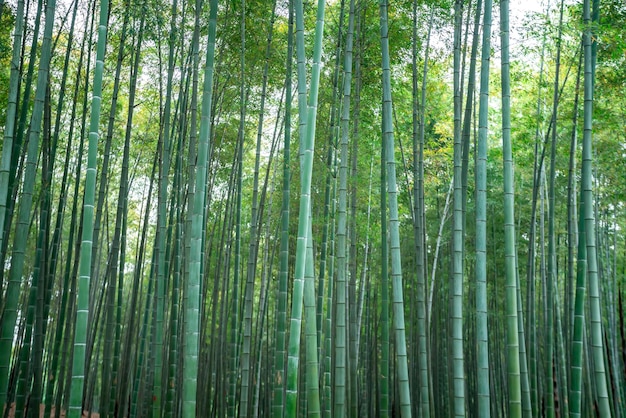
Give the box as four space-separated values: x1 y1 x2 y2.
0 0 24 272
248 118 282 414
227 4 247 416
0 0 56 405
97 7 130 417
240 3 278 416
67 0 109 415
380 123 389 418
554 286 570 418
41 0 83 409
526 3 551 414
272 2 293 417
89 0 131 298
347 9 361 409
324 174 337 418
15 232 44 418
380 0 411 415
581 0 611 415
566 46 582 389
355 158 373 365
28 118 50 418
515 255 533 418
451 1 465 415
127 154 158 418
570 188 587 418
83 254 107 414
213 154 237 418
43 11 87 416
412 4 434 416
334 0 356 413
476 0 492 415
131 255 156 418
112 198 127 418
53 5 96 410
458 3 481 412
500 1 522 416
29 3 82 408
567 50 583 418
104 12 144 417
546 2 566 417
548 0 569 416
318 0 345 377
166 43 186 418
184 0 218 416
285 0 326 414
153 0 179 413
2 0 43 247
180 0 203 415
304 217 321 417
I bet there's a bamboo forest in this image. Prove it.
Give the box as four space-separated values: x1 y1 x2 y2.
0 0 626 415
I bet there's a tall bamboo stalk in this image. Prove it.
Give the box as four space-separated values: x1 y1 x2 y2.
451 1 466 415
67 0 109 415
334 0 355 414
380 0 411 415
476 0 492 415
285 0 326 414
412 5 434 416
183 0 218 416
272 3 293 417
0 0 54 407
380 119 390 418
581 0 611 415
0 0 24 276
500 0 522 416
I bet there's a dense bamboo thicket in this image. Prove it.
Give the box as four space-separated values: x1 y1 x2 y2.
0 0 625 416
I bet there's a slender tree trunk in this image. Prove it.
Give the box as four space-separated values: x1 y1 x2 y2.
183 0 218 416
334 0 355 414
380 0 411 415
67 0 110 414
412 5 434 416
0 0 57 405
476 0 492 414
581 0 611 415
284 0 326 414
567 44 584 418
272 2 293 417
451 1 465 415
0 0 25 271
240 3 277 415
